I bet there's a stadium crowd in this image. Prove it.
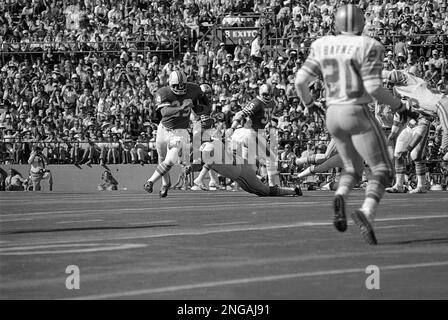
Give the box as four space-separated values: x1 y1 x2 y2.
0 0 447 176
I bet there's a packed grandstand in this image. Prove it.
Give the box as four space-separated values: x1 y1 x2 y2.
1 0 448 190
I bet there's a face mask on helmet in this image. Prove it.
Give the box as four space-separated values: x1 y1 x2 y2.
259 84 272 103
169 71 187 95
200 83 212 98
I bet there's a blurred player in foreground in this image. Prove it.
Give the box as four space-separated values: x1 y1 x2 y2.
295 4 416 245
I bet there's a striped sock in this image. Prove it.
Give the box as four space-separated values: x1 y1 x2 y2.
415 161 426 176
395 157 406 175
156 162 173 176
335 172 360 197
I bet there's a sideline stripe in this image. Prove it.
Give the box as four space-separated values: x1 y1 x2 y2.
69 260 448 300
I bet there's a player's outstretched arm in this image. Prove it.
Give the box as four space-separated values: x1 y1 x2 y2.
295 68 315 108
362 43 406 113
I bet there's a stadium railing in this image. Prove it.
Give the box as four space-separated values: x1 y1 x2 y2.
0 139 158 165
0 39 182 61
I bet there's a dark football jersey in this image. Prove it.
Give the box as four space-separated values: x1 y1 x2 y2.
240 97 273 131
155 83 204 130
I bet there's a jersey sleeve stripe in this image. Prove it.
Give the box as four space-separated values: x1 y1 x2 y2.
241 107 255 116
303 59 321 76
157 102 172 109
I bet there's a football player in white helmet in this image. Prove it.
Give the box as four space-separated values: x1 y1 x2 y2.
295 4 416 244
143 70 209 197
225 83 280 187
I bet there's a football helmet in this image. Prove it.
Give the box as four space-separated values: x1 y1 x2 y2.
335 4 365 35
168 70 187 95
258 84 272 103
386 70 407 85
200 83 213 99
200 83 212 95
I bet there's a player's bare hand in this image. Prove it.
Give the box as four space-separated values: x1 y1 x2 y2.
225 128 234 139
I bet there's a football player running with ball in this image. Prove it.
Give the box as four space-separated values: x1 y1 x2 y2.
143 70 210 198
295 4 417 245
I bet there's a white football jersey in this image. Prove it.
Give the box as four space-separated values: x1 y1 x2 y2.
375 102 398 129
389 70 443 117
300 34 384 106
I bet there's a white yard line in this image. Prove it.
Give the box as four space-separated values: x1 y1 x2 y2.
0 218 35 222
375 224 417 229
128 220 177 226
2 214 447 247
0 201 325 218
204 221 249 227
0 243 146 256
69 260 448 300
56 219 103 224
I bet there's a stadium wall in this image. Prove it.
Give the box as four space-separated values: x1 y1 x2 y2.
0 165 182 192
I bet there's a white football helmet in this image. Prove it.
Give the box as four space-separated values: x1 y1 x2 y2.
168 70 187 95
335 4 365 35
258 83 272 103
200 83 212 95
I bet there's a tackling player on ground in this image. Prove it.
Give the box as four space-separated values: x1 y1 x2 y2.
143 71 302 198
295 4 416 245
196 84 302 197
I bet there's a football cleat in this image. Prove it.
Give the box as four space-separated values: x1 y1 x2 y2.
333 195 347 232
294 186 303 196
351 210 378 245
159 183 171 198
143 180 154 193
209 180 218 191
385 185 406 193
408 187 426 194
191 183 208 191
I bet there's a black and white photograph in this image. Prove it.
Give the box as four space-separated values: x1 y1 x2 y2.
1 0 448 304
